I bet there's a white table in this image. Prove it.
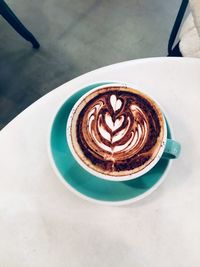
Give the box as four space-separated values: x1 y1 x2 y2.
0 57 200 267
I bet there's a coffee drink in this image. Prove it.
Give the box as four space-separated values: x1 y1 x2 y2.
69 85 165 177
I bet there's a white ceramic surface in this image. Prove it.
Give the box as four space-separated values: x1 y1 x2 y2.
0 58 200 267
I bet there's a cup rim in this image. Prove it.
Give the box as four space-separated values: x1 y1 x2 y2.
66 82 167 182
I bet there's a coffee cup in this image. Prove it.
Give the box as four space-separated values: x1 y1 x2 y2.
66 83 181 181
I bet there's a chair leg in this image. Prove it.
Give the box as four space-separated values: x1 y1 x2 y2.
167 42 182 57
0 0 40 48
167 0 188 56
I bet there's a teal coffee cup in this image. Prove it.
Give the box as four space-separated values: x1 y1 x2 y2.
67 83 181 182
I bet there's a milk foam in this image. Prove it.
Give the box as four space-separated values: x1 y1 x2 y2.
72 86 164 176
86 94 149 159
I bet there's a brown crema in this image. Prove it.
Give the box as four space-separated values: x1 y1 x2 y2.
70 86 165 177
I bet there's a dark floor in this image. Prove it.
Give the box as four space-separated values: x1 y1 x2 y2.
0 0 180 129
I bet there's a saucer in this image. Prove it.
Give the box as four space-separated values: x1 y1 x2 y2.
48 82 171 205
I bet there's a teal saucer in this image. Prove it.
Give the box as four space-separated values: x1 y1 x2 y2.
49 83 171 205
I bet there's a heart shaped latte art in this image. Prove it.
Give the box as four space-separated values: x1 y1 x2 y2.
75 87 163 175
86 93 148 157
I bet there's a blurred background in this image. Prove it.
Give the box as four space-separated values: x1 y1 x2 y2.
0 0 180 129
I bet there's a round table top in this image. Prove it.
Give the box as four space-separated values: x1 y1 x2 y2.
0 57 200 266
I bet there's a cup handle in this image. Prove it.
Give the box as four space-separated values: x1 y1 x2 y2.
162 139 181 159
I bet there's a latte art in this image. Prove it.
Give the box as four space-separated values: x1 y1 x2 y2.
87 95 148 158
70 86 165 177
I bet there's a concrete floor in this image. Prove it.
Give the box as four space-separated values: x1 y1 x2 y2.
0 0 180 129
